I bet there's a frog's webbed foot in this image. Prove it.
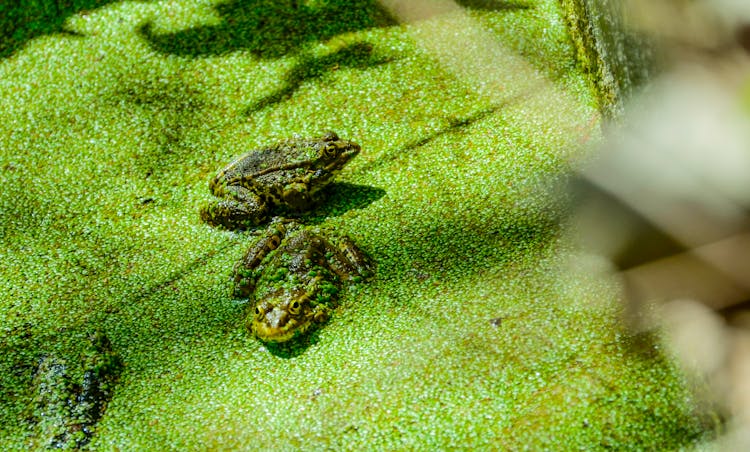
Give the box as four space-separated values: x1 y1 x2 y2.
320 235 373 281
312 304 329 324
200 185 268 230
231 221 289 298
337 236 374 279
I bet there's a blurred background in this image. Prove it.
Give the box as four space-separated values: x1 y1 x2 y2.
568 0 750 446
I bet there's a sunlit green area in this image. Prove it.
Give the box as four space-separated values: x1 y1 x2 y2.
0 0 712 448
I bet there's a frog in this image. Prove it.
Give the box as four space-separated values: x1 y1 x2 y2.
31 331 122 449
233 219 372 343
200 131 361 229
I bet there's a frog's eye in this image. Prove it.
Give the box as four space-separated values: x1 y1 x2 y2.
322 143 338 158
289 300 301 315
255 304 269 318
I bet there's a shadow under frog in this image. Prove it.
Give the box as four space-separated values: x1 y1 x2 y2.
299 182 385 225
233 220 372 348
200 132 362 230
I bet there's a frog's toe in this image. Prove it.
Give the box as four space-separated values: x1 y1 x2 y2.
338 237 374 278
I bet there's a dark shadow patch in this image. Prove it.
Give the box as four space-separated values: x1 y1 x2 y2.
392 212 558 284
0 0 124 59
138 0 395 59
106 72 209 179
720 298 750 326
301 183 386 225
618 330 664 361
244 41 394 114
456 0 532 11
261 329 321 358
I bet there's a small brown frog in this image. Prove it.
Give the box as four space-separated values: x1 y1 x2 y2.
233 220 372 342
200 132 360 229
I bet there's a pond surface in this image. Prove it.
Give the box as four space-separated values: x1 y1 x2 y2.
0 0 712 448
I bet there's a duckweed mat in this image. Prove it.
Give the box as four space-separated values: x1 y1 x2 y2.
0 0 712 449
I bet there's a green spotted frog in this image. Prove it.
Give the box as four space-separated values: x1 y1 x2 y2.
31 331 121 449
234 220 372 343
200 132 360 229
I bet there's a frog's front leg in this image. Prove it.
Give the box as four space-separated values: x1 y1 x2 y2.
200 184 269 229
231 222 288 298
281 181 314 211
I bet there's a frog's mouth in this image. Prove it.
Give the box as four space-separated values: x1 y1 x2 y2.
252 306 314 343
325 145 360 173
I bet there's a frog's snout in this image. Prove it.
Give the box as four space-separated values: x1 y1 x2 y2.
263 307 289 329
253 304 309 343
338 143 360 165
347 142 361 156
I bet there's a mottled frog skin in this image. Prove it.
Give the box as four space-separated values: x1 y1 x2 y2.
31 332 121 449
200 132 360 229
233 220 372 342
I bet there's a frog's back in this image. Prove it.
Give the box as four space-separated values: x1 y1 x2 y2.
221 144 286 180
221 138 320 181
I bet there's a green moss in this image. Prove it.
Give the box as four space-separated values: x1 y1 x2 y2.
0 0 711 449
556 0 655 118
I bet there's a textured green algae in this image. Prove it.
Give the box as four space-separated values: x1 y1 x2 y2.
0 0 711 449
556 0 655 118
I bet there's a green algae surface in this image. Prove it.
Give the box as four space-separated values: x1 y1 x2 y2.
0 0 711 449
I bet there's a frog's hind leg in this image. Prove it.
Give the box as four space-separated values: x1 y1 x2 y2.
231 222 288 298
337 236 374 278
200 185 268 229
318 235 373 281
